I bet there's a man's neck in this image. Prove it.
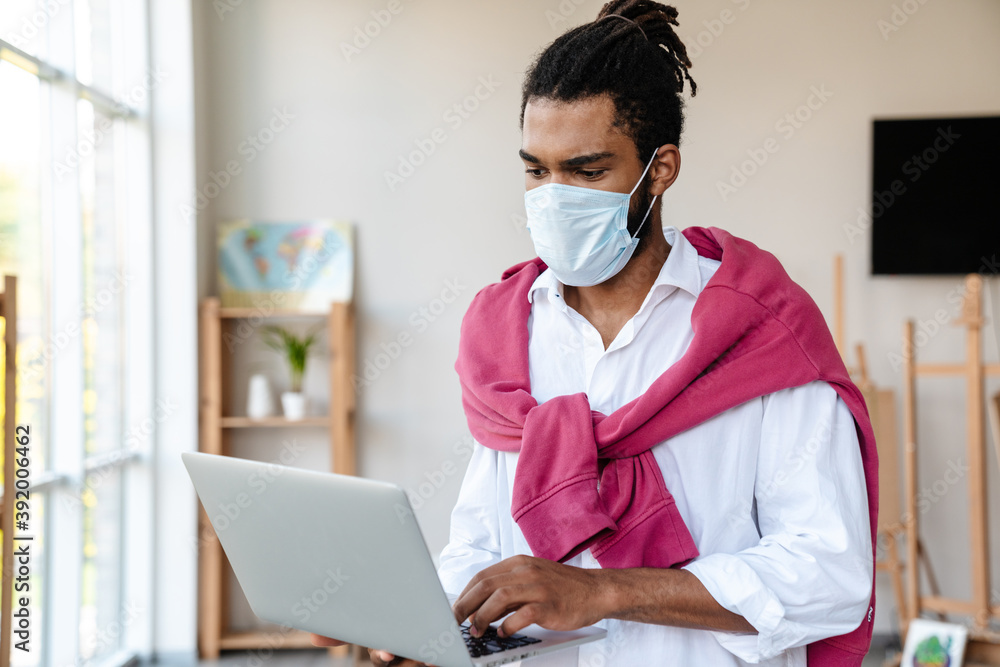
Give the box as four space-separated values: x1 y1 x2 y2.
563 225 672 350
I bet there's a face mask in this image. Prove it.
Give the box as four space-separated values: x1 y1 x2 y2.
524 149 659 287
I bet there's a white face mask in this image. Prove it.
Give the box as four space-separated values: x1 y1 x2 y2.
524 149 659 287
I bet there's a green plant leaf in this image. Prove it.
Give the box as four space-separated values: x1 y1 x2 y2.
257 322 326 393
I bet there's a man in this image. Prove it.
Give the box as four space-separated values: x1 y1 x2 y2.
316 2 877 664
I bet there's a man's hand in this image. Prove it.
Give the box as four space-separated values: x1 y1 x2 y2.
452 555 610 639
308 635 434 666
364 648 433 666
309 633 346 647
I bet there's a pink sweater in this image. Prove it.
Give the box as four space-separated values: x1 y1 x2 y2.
454 226 878 664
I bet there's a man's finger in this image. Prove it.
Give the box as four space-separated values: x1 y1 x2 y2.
468 584 534 637
497 604 541 639
368 647 414 666
453 570 524 627
309 633 345 647
455 557 519 602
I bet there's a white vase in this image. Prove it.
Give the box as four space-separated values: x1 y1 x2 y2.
281 392 308 421
247 374 274 419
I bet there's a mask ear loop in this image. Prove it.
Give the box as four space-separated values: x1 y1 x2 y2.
598 13 648 40
629 148 660 197
630 194 659 240
628 149 661 240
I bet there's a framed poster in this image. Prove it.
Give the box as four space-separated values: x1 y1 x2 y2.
218 219 353 311
901 619 968 667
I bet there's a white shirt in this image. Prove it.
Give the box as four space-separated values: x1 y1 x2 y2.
438 226 874 666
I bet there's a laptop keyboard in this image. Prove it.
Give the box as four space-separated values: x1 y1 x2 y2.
460 623 541 657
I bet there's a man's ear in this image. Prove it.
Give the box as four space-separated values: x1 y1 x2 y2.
649 143 681 196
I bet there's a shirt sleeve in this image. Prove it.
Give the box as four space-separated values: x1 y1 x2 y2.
436 438 505 597
681 380 874 663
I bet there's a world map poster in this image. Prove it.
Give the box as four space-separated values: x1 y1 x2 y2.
218 220 353 310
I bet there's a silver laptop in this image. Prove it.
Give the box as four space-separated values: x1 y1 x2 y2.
182 452 606 666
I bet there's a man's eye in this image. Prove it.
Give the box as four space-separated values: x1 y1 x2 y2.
579 170 605 179
525 168 546 178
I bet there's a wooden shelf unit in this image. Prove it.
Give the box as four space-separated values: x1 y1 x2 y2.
219 416 331 428
197 297 356 659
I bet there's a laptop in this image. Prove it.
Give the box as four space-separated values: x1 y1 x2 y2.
182 452 606 666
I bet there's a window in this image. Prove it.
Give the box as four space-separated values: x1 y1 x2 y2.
1 1 154 665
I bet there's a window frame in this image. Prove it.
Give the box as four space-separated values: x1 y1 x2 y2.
0 0 156 661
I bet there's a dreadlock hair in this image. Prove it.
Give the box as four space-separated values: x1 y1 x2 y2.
519 0 697 165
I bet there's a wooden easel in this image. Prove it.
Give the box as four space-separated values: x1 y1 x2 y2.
833 256 942 648
853 344 947 660
990 390 1000 477
854 345 907 636
902 274 1000 665
0 275 17 667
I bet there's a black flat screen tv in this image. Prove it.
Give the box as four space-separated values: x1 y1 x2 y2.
870 115 1000 275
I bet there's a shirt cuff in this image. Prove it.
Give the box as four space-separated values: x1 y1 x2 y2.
437 543 502 598
682 553 806 662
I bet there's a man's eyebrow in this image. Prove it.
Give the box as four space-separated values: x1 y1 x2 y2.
562 151 615 167
519 149 541 163
517 149 617 167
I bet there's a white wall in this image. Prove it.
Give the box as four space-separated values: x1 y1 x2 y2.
192 0 1000 641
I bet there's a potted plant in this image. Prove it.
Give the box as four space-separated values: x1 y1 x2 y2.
259 322 324 420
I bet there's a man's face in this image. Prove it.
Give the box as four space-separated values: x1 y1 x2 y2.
519 94 655 238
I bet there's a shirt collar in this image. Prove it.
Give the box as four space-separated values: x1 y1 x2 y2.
527 225 704 305
654 226 704 298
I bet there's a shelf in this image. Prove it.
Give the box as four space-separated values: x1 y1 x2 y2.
220 416 331 428
198 297 356 659
217 630 354 658
219 306 337 319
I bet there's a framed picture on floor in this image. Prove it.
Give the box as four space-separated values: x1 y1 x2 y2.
901 618 968 667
